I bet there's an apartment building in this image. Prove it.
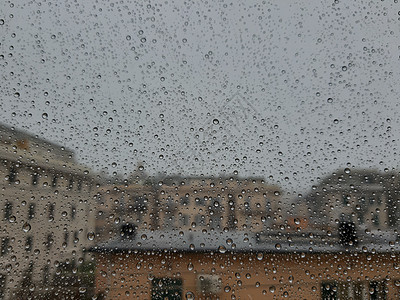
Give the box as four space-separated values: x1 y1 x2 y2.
96 175 283 242
303 168 400 231
0 124 98 299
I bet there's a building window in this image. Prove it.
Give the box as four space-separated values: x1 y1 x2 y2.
68 178 74 190
64 232 69 247
28 203 35 220
25 236 33 252
77 179 82 191
73 231 79 244
197 197 205 206
373 213 380 226
165 215 175 229
342 195 349 206
46 234 53 250
1 238 9 256
4 202 12 221
181 215 189 226
0 274 6 299
370 281 386 300
51 175 57 188
321 281 385 300
31 173 38 186
48 203 55 220
8 165 16 183
151 278 182 300
180 196 189 206
71 205 76 220
195 215 206 226
43 266 50 284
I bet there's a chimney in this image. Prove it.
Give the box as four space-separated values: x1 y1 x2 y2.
338 221 358 247
121 223 136 239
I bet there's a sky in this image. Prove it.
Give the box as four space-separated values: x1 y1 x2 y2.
1 0 400 196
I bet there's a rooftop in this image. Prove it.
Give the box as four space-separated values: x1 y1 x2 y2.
90 228 400 254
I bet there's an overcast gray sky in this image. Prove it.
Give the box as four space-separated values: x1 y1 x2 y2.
1 0 400 195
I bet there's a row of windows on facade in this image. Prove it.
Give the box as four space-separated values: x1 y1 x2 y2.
0 230 82 256
7 165 88 192
123 196 267 211
148 278 387 300
133 213 225 228
4 202 77 221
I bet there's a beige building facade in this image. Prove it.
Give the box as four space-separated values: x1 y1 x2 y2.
96 176 283 242
0 124 98 299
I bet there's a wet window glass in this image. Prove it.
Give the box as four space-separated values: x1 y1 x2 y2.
1 0 400 299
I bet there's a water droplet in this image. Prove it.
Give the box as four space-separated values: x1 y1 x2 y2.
14 92 20 98
257 253 263 260
213 119 219 125
327 98 333 103
224 286 231 292
185 291 195 300
269 286 275 293
0 19 4 25
42 113 48 120
87 232 95 241
342 66 347 71
275 243 281 250
141 234 147 240
22 222 31 233
126 35 131 40
187 263 194 271
218 245 227 253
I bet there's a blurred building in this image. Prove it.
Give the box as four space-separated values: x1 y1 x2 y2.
96 175 283 241
302 168 400 231
91 225 400 299
0 124 98 299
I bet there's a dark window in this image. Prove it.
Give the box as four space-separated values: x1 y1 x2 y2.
181 215 189 226
25 236 33 252
77 179 82 191
180 196 189 206
68 178 73 190
73 231 79 244
71 206 76 220
152 278 182 300
197 197 205 206
48 203 55 219
373 214 380 226
195 215 206 226
0 274 6 299
31 173 38 186
46 234 53 250
43 265 50 284
342 195 349 206
8 166 16 183
28 203 35 220
321 282 337 300
51 175 57 188
4 203 12 221
1 238 9 256
133 196 148 212
64 232 69 247
370 281 387 300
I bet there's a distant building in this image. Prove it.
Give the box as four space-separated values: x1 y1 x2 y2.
91 225 400 299
96 175 283 241
302 168 400 231
0 124 98 299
